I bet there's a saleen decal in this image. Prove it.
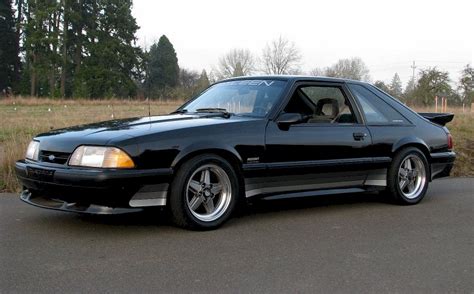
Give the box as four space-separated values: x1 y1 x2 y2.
226 80 275 87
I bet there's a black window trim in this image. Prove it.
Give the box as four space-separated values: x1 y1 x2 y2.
368 84 418 123
346 82 414 126
272 81 365 126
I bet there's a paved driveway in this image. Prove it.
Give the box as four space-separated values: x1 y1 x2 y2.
1 178 473 293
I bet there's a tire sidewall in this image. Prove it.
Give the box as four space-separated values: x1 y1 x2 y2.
388 147 430 205
170 154 240 230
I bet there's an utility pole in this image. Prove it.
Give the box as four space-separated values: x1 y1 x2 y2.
411 61 417 91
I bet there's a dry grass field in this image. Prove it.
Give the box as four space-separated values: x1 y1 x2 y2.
0 98 182 192
1 98 472 192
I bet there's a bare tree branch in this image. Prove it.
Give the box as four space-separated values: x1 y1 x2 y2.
322 57 371 81
216 48 255 79
261 36 301 75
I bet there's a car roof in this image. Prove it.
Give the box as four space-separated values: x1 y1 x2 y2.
219 75 369 85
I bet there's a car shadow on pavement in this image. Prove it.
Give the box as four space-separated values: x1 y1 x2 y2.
70 191 392 228
246 191 390 213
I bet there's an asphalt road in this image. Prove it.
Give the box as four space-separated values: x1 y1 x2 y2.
1 178 473 293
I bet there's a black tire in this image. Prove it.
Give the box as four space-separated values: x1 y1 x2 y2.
169 154 240 230
387 147 430 205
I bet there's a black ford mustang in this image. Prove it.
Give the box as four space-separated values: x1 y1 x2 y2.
16 76 455 229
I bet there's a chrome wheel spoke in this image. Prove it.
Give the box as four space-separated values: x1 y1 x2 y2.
189 180 201 193
201 169 211 185
408 180 416 192
203 198 215 214
211 183 222 195
399 168 408 178
189 195 203 210
399 179 408 190
405 158 412 170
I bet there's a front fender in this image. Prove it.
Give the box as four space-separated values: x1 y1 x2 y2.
171 141 243 168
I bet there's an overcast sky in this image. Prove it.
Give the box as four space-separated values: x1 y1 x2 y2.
132 0 473 87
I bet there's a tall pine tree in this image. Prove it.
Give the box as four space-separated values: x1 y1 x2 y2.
389 73 403 98
0 0 18 93
197 69 210 92
145 35 179 97
23 0 62 96
18 0 142 98
73 0 142 98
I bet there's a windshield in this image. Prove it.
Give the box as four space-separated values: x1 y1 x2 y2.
182 80 287 117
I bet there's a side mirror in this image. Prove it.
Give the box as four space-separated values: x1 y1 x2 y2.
276 113 304 127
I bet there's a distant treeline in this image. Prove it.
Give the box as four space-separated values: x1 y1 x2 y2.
0 0 472 106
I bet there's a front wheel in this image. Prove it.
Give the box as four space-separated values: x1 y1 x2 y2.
387 147 429 205
169 154 240 230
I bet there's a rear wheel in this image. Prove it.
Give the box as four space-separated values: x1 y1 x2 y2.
387 147 429 205
169 154 240 230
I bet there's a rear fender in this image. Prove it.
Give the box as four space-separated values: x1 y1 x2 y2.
392 136 432 180
391 136 430 155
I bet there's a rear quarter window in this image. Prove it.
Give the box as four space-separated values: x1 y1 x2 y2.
348 84 409 125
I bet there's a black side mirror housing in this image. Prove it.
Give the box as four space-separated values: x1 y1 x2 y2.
276 113 304 128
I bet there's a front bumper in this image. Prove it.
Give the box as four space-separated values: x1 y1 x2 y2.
20 190 142 214
15 160 173 213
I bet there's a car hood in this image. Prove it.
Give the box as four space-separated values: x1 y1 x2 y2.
35 113 261 153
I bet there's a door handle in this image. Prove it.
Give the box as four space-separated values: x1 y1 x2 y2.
353 132 367 141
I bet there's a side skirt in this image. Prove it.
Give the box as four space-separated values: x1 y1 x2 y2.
261 187 367 201
244 169 388 200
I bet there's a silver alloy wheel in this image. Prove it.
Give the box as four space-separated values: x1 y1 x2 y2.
398 155 427 199
185 164 232 222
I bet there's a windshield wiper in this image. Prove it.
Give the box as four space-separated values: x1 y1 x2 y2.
171 109 188 114
195 108 231 118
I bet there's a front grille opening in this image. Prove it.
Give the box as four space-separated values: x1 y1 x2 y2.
39 150 71 165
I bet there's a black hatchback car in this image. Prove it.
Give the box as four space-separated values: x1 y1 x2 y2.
16 76 455 229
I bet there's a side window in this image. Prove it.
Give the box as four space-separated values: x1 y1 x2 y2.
348 84 407 125
283 85 358 124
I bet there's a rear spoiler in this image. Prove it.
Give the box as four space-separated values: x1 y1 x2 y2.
418 113 454 126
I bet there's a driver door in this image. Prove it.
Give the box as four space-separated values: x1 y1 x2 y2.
262 82 373 194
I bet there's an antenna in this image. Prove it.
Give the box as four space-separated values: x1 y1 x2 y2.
148 97 151 118
144 36 151 119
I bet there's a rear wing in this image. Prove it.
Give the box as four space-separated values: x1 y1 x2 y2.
418 113 454 126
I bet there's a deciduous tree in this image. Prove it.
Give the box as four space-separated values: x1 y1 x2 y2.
324 57 370 81
458 64 474 105
216 48 255 79
261 36 301 75
413 67 452 106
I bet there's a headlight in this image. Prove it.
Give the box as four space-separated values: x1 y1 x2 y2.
69 146 135 168
25 141 40 161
